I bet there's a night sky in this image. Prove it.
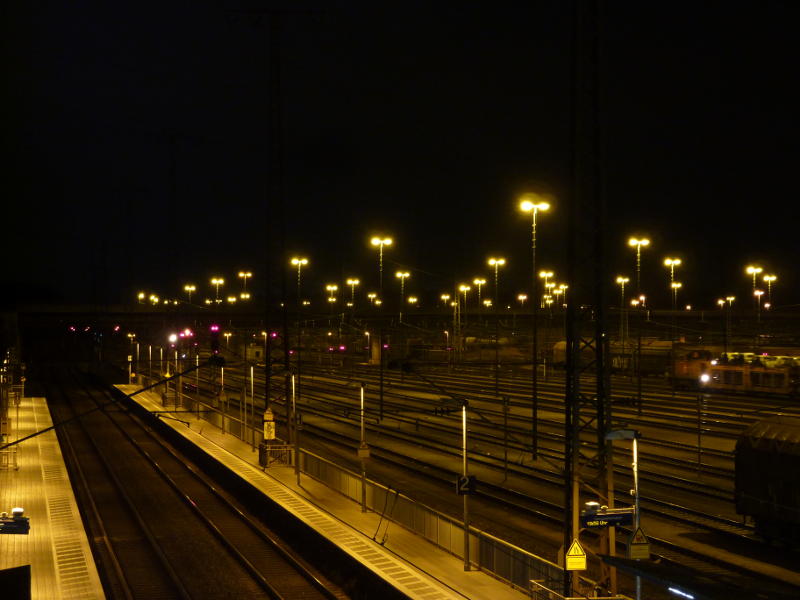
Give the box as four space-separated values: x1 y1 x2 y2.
2 2 798 310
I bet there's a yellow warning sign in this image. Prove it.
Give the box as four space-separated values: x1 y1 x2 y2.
628 527 650 560
630 527 647 544
565 538 586 571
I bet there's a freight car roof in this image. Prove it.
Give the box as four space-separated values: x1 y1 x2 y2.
737 415 800 455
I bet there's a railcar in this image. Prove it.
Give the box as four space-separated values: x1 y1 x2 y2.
551 339 674 376
672 351 800 396
735 416 800 544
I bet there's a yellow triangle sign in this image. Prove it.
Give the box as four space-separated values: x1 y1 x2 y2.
631 527 648 545
567 539 586 557
565 538 586 571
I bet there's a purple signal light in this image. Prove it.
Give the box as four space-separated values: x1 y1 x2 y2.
383 343 390 349
210 324 220 332
271 332 278 338
68 326 76 332
113 325 120 332
338 345 346 351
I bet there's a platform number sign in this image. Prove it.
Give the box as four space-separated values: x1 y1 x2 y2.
456 475 476 495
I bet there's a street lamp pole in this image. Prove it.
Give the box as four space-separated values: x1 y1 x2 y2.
458 284 470 330
520 195 550 460
628 238 650 297
628 238 649 403
452 297 459 361
726 296 735 352
746 265 762 310
663 258 681 308
211 277 224 303
664 257 681 339
347 278 360 311
472 278 486 307
754 289 764 324
763 274 776 305
291 257 307 301
184 284 196 304
488 258 505 307
395 272 409 323
488 257 505 397
671 282 682 338
370 236 393 300
290 257 308 416
616 276 629 360
238 271 252 299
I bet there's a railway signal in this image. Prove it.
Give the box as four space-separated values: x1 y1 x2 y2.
209 324 220 354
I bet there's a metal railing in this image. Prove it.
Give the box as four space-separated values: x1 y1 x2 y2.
530 579 628 600
301 450 565 595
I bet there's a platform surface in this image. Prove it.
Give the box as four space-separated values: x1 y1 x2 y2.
0 395 105 600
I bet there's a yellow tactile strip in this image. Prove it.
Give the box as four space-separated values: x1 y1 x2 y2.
35 399 106 600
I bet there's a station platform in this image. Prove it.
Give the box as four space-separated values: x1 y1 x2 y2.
117 384 531 600
0 395 105 600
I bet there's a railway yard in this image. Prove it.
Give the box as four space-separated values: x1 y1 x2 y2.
5 316 800 600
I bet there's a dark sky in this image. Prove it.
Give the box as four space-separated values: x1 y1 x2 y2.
2 1 798 310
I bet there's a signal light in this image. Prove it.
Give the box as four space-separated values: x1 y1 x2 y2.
210 324 220 354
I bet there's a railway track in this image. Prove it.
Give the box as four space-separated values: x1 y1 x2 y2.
46 366 347 600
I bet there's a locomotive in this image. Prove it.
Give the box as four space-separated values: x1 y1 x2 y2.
672 350 800 396
551 340 800 396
